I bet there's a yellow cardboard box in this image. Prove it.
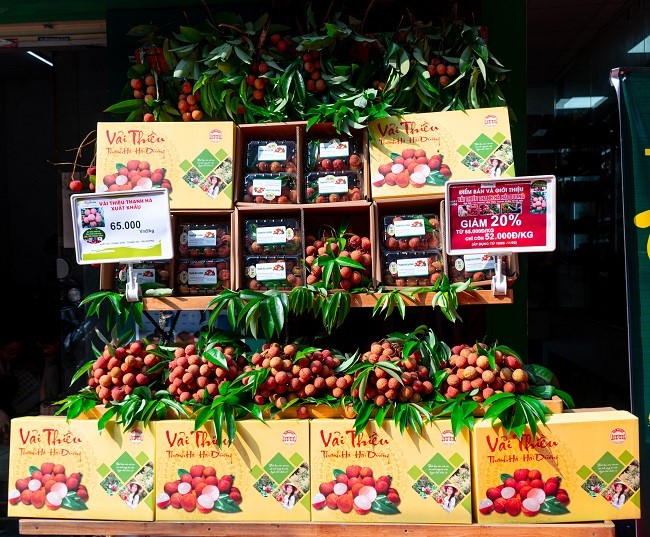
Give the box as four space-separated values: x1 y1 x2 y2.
367 107 514 199
471 409 640 523
95 121 236 210
154 419 310 521
310 419 472 523
7 416 155 521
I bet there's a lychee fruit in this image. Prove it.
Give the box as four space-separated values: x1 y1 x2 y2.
543 480 559 496
319 481 335 496
521 497 541 516
500 486 516 500
556 489 570 505
513 469 529 482
45 492 62 510
333 482 349 496
311 493 326 510
202 485 220 502
190 464 205 478
177 481 192 495
196 494 215 513
346 465 361 478
527 488 546 504
156 492 171 509
493 497 507 513
505 496 522 516
50 482 67 498
326 492 338 510
478 498 494 515
8 490 20 506
180 493 196 512
486 486 502 501
336 492 354 513
357 486 377 503
353 494 372 515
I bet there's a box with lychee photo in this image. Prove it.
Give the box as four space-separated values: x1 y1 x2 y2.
95 121 236 210
471 409 640 523
7 417 155 521
367 107 514 199
310 419 472 523
153 419 310 521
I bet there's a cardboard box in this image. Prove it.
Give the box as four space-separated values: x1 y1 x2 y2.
310 419 472 524
471 409 640 523
368 107 514 199
7 416 155 521
95 121 236 210
154 419 310 521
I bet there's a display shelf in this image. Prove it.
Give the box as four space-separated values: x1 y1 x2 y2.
18 519 616 537
140 289 513 311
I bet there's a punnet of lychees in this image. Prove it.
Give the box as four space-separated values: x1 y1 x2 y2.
439 342 529 403
304 225 373 290
87 340 163 404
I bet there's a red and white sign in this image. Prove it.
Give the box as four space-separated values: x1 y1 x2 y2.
445 175 556 255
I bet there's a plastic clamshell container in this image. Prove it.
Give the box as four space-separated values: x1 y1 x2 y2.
382 213 441 251
241 172 298 204
382 250 443 287
244 218 302 255
304 171 363 203
114 261 172 291
176 258 230 295
245 140 298 173
243 255 303 290
178 222 230 258
305 137 364 172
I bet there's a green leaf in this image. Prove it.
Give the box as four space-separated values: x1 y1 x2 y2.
104 99 144 114
178 26 204 43
213 495 243 513
61 491 89 511
371 494 401 514
539 495 570 515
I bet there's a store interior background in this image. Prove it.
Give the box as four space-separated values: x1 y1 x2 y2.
0 1 646 529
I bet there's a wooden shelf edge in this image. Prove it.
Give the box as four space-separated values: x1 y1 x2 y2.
142 289 513 311
18 519 616 537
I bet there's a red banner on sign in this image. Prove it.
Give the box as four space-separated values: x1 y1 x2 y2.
445 176 556 254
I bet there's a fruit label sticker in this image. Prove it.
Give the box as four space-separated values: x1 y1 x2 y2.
252 178 282 199
70 189 173 264
457 253 496 272
392 218 426 238
318 174 349 194
319 140 350 158
445 175 556 254
188 267 217 285
188 229 217 247
258 143 287 162
391 258 429 277
257 226 290 245
256 261 287 281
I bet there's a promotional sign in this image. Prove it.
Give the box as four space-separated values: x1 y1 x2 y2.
445 175 556 255
70 189 173 264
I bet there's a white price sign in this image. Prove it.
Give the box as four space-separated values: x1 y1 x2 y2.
70 189 173 264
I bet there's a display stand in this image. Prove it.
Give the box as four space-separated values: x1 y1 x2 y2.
18 519 615 537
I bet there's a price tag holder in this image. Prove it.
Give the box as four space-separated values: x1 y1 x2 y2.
444 175 556 255
70 189 173 265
